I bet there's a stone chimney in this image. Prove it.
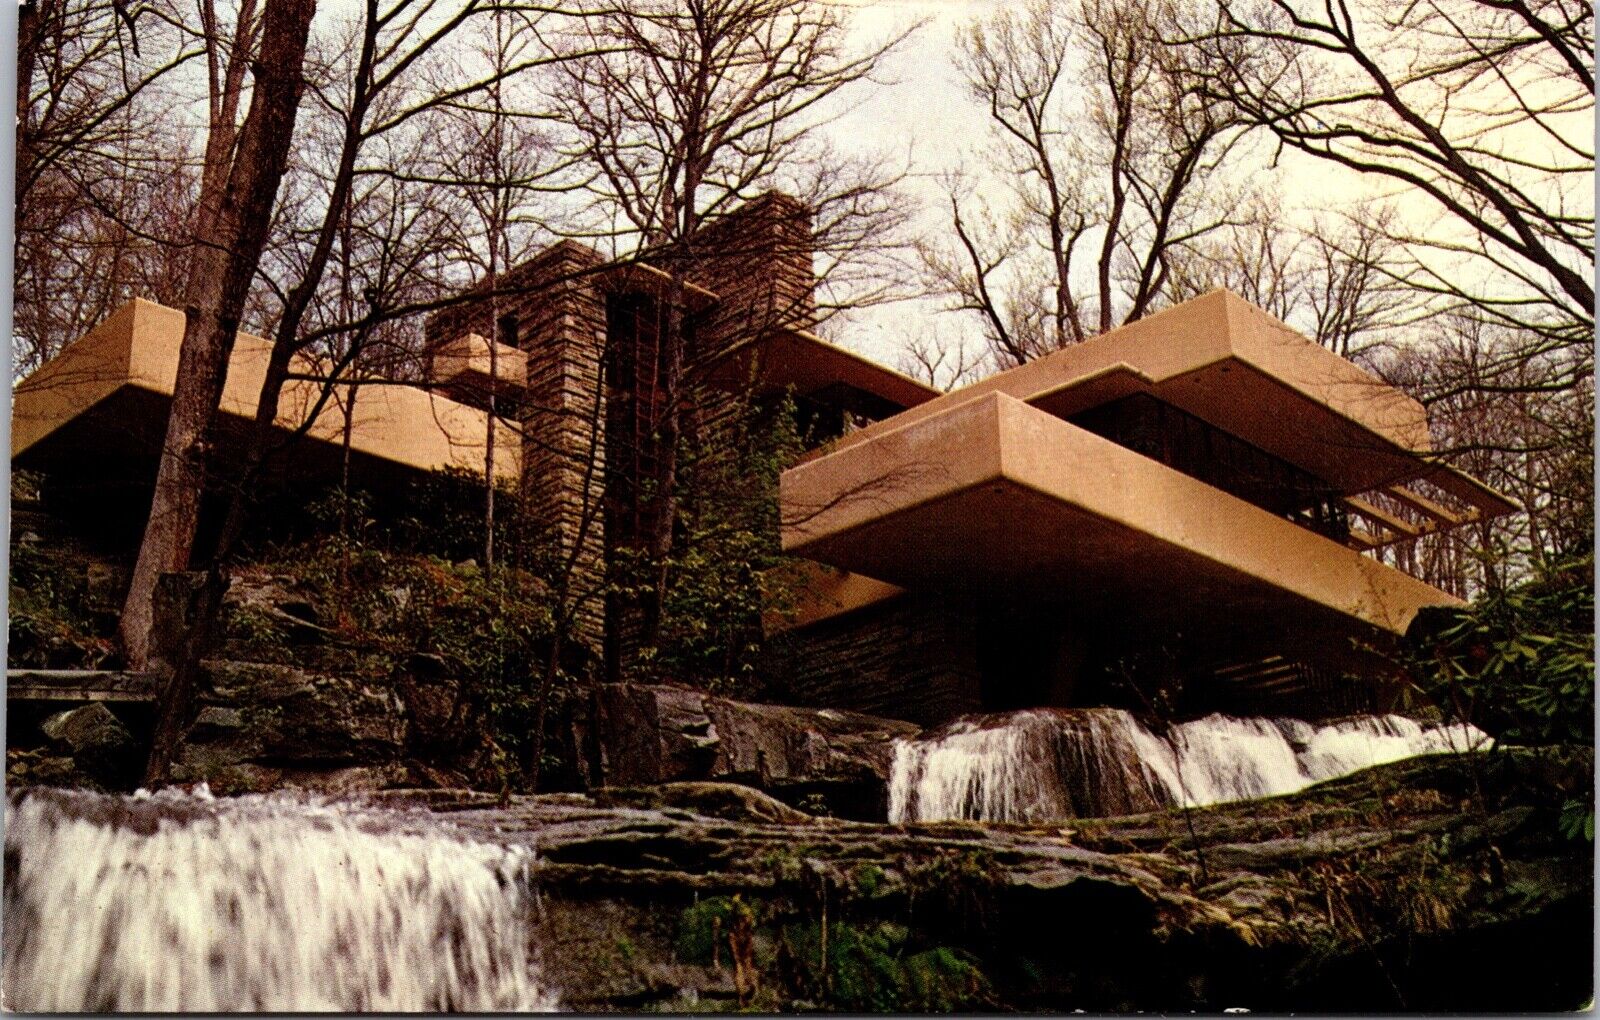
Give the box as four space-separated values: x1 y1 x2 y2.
690 191 818 360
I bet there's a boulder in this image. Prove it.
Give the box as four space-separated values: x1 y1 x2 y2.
587 683 919 819
465 746 1590 1013
41 701 131 749
39 702 139 786
170 662 407 790
182 762 411 797
222 571 336 646
6 747 103 792
394 653 468 753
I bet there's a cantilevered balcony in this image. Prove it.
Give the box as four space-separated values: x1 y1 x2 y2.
777 290 1517 642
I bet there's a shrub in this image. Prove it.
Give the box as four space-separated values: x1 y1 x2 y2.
777 919 992 1012
1405 553 1593 747
7 541 115 669
633 393 806 696
1405 554 1594 841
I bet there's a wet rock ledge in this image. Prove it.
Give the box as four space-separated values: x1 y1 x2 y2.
393 746 1591 1013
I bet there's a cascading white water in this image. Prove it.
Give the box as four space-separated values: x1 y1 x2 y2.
2 786 557 1012
888 708 1491 825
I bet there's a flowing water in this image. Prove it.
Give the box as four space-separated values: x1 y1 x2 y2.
2 785 556 1012
888 708 1492 824
1 710 1492 1008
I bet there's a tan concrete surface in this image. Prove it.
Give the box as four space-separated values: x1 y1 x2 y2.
710 325 940 411
13 298 519 481
429 332 529 395
768 560 904 633
819 291 1451 497
782 391 1465 638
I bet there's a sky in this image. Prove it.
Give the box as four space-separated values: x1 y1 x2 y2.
809 0 1593 381
816 1 1021 373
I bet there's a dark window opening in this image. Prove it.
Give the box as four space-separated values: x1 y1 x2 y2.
497 313 520 349
773 383 906 449
1069 393 1351 543
603 292 674 549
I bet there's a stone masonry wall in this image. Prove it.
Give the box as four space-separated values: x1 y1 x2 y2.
420 194 823 667
425 242 610 646
770 593 984 728
691 191 818 366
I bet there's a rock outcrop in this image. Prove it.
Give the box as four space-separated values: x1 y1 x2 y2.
170 661 408 795
421 746 1590 1012
582 683 920 818
6 745 1589 1011
3 702 143 791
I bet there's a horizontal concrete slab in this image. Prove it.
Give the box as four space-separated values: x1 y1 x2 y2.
13 299 519 483
817 291 1492 500
781 392 1463 638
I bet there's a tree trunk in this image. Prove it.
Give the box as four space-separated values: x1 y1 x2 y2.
120 0 314 670
641 184 700 648
15 0 43 207
125 0 316 673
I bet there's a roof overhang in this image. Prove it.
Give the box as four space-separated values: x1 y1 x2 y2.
430 332 529 403
781 391 1464 640
13 298 519 486
767 560 904 634
818 291 1514 504
706 325 940 412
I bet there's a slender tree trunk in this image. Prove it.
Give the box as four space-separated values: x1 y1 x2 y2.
642 270 685 645
485 263 498 572
526 620 565 791
338 383 357 598
15 0 43 208
126 0 315 674
642 184 700 647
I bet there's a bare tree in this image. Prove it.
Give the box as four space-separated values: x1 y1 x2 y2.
1373 313 1592 593
926 0 1250 365
1179 0 1593 584
138 0 596 783
120 0 315 671
429 6 574 572
896 323 987 392
1163 203 1417 358
14 0 204 373
1188 0 1594 350
554 0 906 652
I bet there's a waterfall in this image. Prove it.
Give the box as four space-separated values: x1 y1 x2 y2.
2 786 556 1012
888 709 1491 825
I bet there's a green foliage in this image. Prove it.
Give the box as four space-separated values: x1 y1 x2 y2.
902 946 994 1012
675 896 751 965
7 541 115 669
244 522 568 787
779 920 992 1012
302 471 544 568
1406 555 1594 843
631 394 808 695
1405 553 1594 746
226 605 289 654
1558 797 1594 843
355 552 557 769
850 863 886 898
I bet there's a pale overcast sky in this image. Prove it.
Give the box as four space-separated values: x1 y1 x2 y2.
819 1 1018 373
812 0 1591 380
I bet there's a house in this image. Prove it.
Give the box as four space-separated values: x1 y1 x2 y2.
10 193 935 645
10 193 1515 724
770 291 1518 724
